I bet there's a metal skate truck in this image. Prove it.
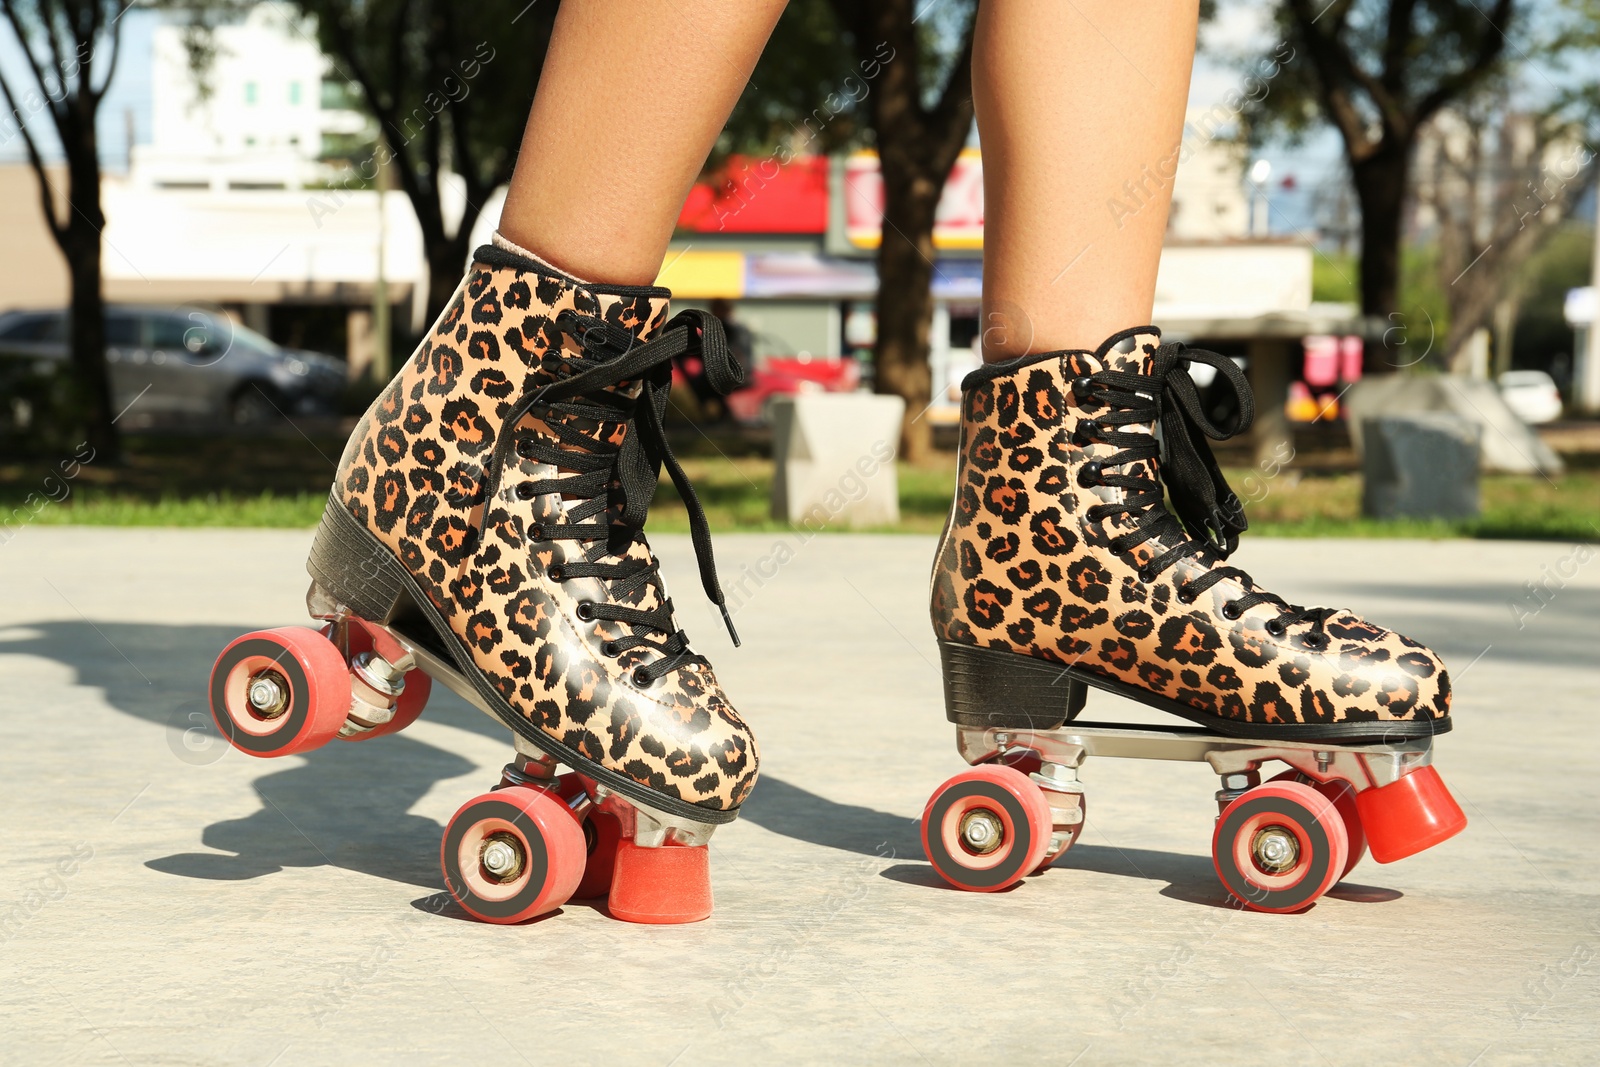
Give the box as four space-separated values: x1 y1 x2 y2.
921 329 1466 912
209 246 758 926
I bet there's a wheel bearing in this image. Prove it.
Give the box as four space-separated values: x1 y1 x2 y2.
959 809 1005 855
245 670 290 719
479 832 526 883
1250 825 1300 874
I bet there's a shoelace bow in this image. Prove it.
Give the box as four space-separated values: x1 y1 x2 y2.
473 307 745 685
1075 342 1335 646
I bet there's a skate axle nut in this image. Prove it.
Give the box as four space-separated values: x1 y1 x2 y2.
246 673 289 718
479 833 525 882
1250 827 1300 874
959 810 1005 855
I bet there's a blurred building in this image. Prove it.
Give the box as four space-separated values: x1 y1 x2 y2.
663 121 1365 459
0 3 413 370
135 2 368 192
0 13 1362 457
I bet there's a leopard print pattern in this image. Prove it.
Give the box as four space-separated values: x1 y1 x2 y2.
334 248 757 813
931 329 1451 730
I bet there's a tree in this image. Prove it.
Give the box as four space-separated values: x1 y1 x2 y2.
825 0 975 462
1416 100 1596 369
294 0 559 329
723 0 976 461
1245 0 1519 320
0 0 131 462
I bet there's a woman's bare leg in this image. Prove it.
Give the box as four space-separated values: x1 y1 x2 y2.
498 0 788 285
974 0 1201 358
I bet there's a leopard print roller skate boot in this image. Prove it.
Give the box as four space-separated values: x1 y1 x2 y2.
209 243 756 924
921 327 1465 910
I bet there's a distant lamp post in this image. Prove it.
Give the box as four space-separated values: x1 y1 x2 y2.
1248 159 1272 237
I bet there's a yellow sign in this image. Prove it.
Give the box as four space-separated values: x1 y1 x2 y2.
655 250 744 298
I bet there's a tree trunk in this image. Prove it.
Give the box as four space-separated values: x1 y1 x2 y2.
62 117 119 463
425 232 472 335
1350 143 1410 329
873 170 941 463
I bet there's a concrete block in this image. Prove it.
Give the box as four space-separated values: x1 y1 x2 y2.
1345 374 1563 475
1361 413 1481 520
769 393 903 528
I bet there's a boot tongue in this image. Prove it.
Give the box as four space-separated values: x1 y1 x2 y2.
1094 328 1163 375
535 290 671 450
506 286 672 455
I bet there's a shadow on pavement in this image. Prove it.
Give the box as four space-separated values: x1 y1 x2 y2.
881 839 1402 908
144 736 470 889
0 620 1407 909
0 619 505 891
739 776 922 859
877 843 1221 899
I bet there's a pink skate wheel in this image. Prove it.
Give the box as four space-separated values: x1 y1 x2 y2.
441 786 585 924
552 773 621 899
1355 765 1467 863
209 627 349 757
1269 770 1367 879
1032 793 1087 875
1213 780 1349 913
330 619 432 741
361 670 431 738
607 841 713 924
922 765 1053 892
576 813 623 900
979 752 1080 875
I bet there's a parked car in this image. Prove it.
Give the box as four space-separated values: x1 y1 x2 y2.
0 305 345 427
1497 369 1564 426
728 355 861 425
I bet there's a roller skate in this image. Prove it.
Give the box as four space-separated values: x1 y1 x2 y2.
208 242 756 925
922 328 1466 911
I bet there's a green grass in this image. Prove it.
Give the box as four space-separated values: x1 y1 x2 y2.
3 431 1596 541
14 492 330 529
1236 468 1600 541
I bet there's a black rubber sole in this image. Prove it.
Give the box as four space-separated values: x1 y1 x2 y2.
938 639 1451 742
939 639 1086 731
307 492 741 825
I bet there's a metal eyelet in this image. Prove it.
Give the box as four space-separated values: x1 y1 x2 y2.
1077 462 1104 488
1304 632 1329 650
631 668 653 688
1175 586 1196 604
1265 618 1287 638
515 483 536 500
1137 565 1157 584
528 524 546 540
574 601 594 622
514 437 534 459
547 565 564 582
1221 601 1242 621
1070 376 1094 398
601 640 618 656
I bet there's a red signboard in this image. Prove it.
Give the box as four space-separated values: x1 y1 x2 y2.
844 148 984 249
677 156 829 234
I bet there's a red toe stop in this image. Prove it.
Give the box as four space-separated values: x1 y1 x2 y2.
607 841 713 924
1355 765 1468 863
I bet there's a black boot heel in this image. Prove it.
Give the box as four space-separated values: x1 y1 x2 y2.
306 493 412 624
938 640 1088 731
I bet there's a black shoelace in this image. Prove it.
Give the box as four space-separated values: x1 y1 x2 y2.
1074 342 1335 646
472 308 745 685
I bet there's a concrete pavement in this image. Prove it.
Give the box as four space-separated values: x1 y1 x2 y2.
0 526 1596 1065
